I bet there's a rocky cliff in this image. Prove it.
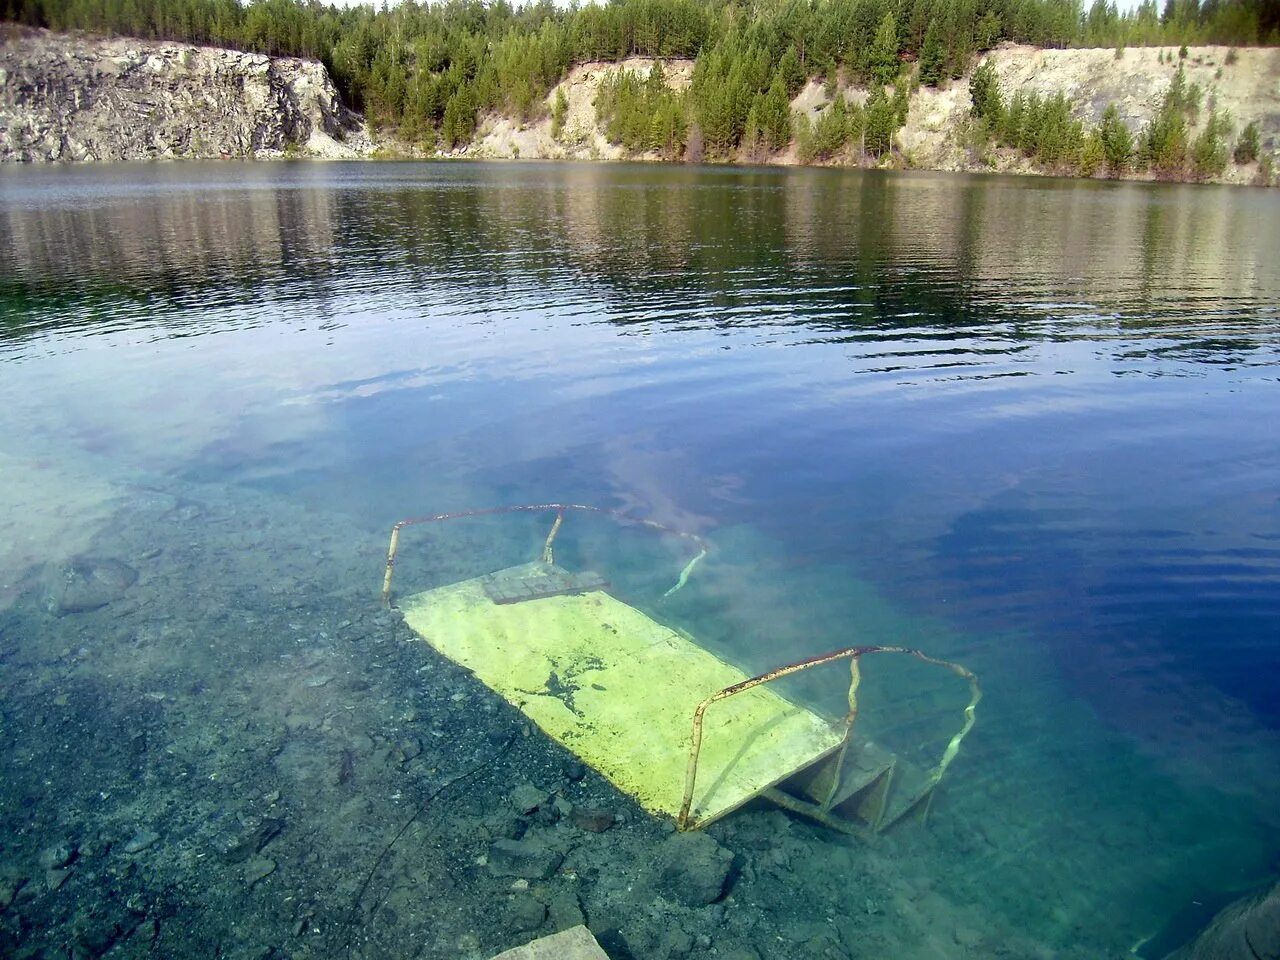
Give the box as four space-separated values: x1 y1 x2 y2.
0 27 371 162
464 45 1279 185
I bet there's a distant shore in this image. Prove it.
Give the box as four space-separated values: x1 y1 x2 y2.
2 29 1276 187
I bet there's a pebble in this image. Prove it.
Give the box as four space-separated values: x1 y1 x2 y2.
123 830 160 854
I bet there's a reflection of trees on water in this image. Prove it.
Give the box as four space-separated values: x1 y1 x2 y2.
2 163 1278 361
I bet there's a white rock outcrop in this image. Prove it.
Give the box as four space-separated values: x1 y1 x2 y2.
0 27 372 162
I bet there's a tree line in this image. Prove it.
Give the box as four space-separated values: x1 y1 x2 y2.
5 0 1278 152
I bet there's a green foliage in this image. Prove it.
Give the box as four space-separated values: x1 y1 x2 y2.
794 113 816 165
1079 130 1104 176
741 105 765 161
864 88 898 157
551 87 569 140
871 12 901 87
1141 69 1194 177
919 20 945 87
778 45 806 98
1179 43 1188 58
969 60 1003 124
1233 120 1260 164
1191 109 1231 179
975 11 1002 50
758 74 793 152
821 59 839 98
690 38 770 155
596 62 688 158
1098 104 1133 174
811 97 851 159
892 77 911 126
441 88 478 150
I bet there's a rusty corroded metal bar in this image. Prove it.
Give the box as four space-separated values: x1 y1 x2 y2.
677 645 981 831
820 657 861 811
381 502 711 605
541 510 564 564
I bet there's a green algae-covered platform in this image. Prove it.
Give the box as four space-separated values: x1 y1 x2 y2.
400 561 845 828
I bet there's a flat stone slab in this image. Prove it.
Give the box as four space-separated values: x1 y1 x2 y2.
489 925 609 960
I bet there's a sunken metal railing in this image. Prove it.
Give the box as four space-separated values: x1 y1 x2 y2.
382 503 709 607
677 644 981 832
380 503 979 834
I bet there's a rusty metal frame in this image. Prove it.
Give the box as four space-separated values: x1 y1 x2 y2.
381 503 709 606
677 644 981 831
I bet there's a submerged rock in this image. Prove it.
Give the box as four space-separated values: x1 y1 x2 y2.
504 893 547 934
487 839 562 880
39 842 77 870
43 557 137 615
568 808 614 834
656 833 734 907
509 783 550 816
123 830 159 855
243 856 276 887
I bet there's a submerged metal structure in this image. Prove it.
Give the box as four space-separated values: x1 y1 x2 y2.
382 504 980 834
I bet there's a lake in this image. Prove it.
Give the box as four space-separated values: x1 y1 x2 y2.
1 161 1278 960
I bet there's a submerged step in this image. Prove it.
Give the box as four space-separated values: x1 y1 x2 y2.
399 562 845 828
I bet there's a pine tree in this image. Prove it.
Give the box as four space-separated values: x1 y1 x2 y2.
1098 103 1133 173
778 45 805 97
813 97 848 159
871 13 900 86
759 73 792 152
1233 120 1260 163
794 113 816 164
551 87 569 138
865 88 897 156
919 20 945 87
742 104 764 161
1191 109 1230 179
969 59 1003 124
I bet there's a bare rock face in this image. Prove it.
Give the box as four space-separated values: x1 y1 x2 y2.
0 26 372 162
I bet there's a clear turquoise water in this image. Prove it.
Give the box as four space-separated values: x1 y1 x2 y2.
2 161 1279 958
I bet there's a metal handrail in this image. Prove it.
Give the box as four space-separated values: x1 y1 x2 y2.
677 644 981 831
381 502 709 605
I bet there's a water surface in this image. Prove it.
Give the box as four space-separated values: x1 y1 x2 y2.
2 162 1279 959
